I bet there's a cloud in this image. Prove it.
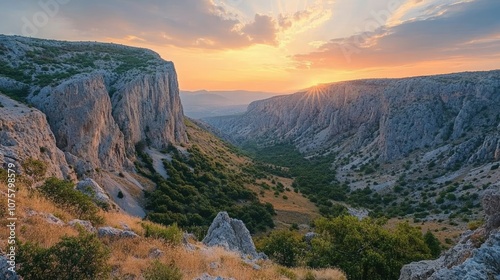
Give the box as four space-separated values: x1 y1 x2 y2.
294 0 500 69
24 0 281 49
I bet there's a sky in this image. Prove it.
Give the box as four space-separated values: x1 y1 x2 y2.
0 0 499 92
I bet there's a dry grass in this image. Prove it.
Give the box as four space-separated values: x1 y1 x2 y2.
0 181 345 280
248 178 320 230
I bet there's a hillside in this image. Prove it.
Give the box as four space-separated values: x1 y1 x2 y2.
206 71 500 226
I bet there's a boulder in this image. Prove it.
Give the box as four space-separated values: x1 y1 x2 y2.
0 255 19 280
76 178 111 204
44 213 65 226
68 219 96 233
97 226 139 238
202 212 262 259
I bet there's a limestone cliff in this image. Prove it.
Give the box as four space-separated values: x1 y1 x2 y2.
0 35 187 176
0 94 74 180
206 71 500 165
0 35 187 217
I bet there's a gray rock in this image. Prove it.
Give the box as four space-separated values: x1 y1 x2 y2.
0 94 74 181
428 230 500 280
97 226 138 238
149 248 164 259
1 34 187 177
76 178 111 205
44 213 65 226
202 212 261 259
0 255 19 280
399 191 500 280
483 191 500 231
305 232 318 244
68 219 96 233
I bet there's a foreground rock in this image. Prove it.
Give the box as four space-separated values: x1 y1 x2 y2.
399 191 500 280
97 226 139 238
0 256 19 280
202 212 265 260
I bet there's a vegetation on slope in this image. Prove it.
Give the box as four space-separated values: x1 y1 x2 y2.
257 216 441 280
137 120 276 236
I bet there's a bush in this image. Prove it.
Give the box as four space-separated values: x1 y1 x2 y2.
257 230 306 267
424 230 442 258
18 231 111 280
307 217 432 280
39 177 103 224
142 222 183 245
22 158 47 183
143 260 182 280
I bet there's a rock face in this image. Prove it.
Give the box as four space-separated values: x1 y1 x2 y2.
0 94 74 180
399 191 500 280
29 74 129 175
0 255 19 280
76 178 112 206
206 71 500 165
112 66 187 155
0 35 188 216
0 35 187 178
203 212 262 259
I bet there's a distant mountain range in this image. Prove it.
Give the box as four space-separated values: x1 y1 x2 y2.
180 90 282 119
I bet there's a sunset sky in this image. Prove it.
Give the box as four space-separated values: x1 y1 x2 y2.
1 0 499 92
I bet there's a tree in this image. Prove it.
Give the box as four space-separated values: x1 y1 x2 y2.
424 230 442 258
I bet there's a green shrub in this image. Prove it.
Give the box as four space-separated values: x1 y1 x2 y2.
257 230 306 267
39 177 103 224
307 217 432 280
18 231 111 280
142 222 183 245
143 260 182 280
22 158 47 183
424 230 442 258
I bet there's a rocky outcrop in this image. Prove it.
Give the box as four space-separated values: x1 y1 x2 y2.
76 178 112 207
0 35 187 178
483 190 500 231
0 35 188 217
68 219 96 233
202 212 263 259
97 226 139 238
29 74 129 175
0 94 74 180
0 255 19 280
206 71 500 165
112 66 187 155
399 191 500 280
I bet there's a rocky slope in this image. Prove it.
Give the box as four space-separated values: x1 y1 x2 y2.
0 35 187 216
399 191 500 280
206 71 500 165
206 71 500 222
